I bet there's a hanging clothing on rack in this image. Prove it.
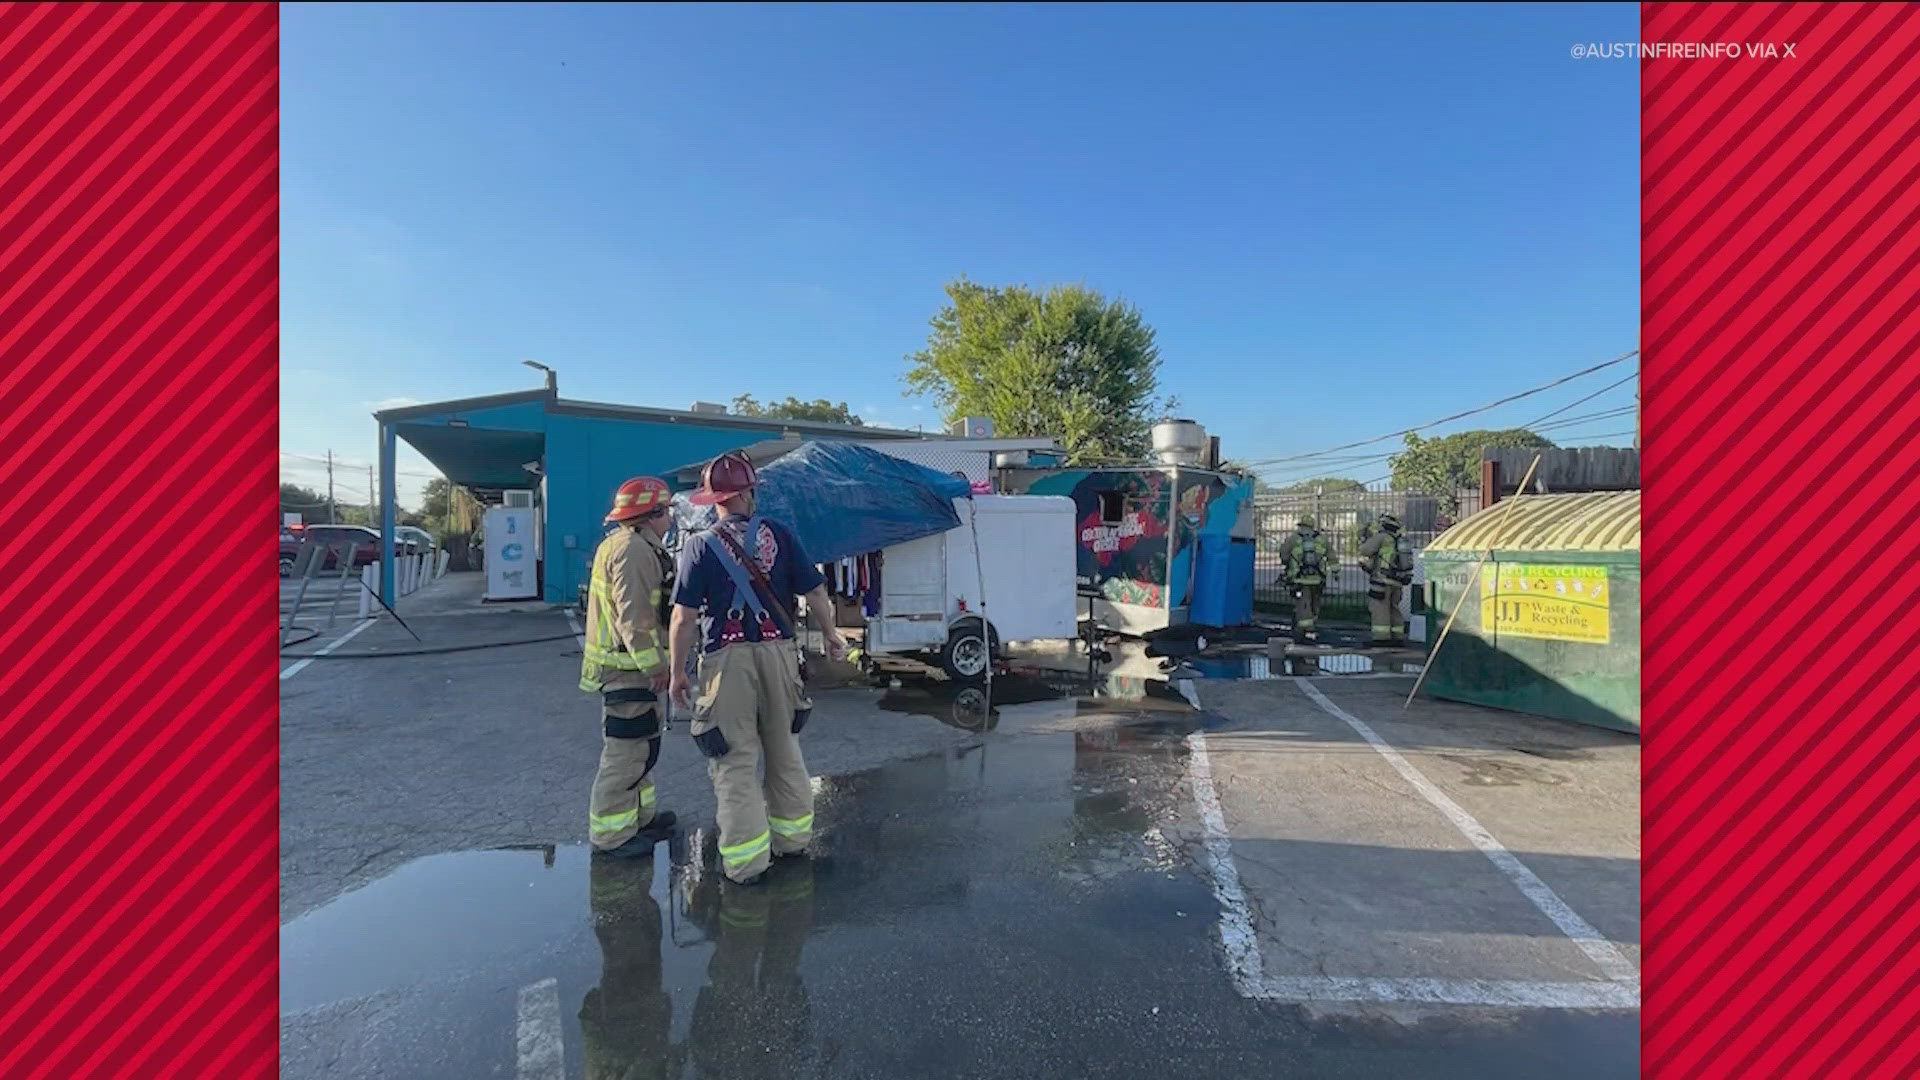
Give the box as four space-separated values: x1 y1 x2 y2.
862 551 882 617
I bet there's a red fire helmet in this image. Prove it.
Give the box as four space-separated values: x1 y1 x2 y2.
688 451 757 506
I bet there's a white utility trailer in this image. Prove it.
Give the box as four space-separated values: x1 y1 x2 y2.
862 495 1079 682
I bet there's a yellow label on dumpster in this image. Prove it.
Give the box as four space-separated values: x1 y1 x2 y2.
1480 564 1610 644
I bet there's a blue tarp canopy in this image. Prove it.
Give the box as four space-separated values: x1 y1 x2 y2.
670 442 972 565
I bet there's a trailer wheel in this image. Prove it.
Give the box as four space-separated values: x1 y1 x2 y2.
940 620 998 684
951 686 991 731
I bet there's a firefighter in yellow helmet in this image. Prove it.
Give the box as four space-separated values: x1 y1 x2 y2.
1357 512 1414 646
580 476 680 857
669 452 847 886
1275 515 1335 645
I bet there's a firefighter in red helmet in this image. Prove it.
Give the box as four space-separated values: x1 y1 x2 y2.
669 451 847 885
579 476 680 857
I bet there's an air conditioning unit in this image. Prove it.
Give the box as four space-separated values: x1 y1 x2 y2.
950 416 995 439
690 402 728 415
502 490 534 508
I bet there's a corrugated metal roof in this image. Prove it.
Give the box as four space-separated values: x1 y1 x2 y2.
1424 490 1639 554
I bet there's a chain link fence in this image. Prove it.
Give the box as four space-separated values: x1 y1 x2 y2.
1252 484 1479 626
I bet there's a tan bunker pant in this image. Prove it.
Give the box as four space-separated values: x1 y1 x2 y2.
1368 582 1407 644
691 640 814 883
1292 583 1324 641
588 669 663 850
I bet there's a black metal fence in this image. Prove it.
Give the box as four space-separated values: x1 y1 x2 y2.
1251 484 1479 626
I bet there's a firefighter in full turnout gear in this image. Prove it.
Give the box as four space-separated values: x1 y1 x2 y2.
1358 512 1415 646
580 476 680 857
1275 515 1335 644
670 452 848 886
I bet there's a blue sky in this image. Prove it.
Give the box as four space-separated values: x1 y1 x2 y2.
282 2 1639 507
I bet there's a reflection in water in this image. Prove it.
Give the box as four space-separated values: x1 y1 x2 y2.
581 854 819 1079
284 694 1210 1076
582 857 674 1079
1006 634 1424 688
687 859 817 1078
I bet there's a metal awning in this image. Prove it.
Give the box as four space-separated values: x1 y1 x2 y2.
393 422 546 501
666 437 805 487
375 389 551 504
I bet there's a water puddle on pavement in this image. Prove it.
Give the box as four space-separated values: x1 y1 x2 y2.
870 637 1424 729
282 670 1635 1076
282 696 1210 1023
280 843 631 1014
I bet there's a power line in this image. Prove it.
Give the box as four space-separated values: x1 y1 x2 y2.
1249 400 1638 479
1238 349 1639 469
1257 450 1398 472
1515 371 1639 430
1251 408 1638 480
281 450 444 480
1530 406 1638 434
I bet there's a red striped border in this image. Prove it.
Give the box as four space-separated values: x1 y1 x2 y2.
1644 3 1920 1077
0 3 278 1076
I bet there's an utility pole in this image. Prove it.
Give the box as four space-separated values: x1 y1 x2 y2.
326 450 337 524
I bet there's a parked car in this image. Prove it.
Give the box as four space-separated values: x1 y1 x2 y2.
395 526 437 554
301 525 381 571
280 529 302 577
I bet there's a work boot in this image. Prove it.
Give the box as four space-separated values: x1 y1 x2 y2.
725 870 768 888
595 811 678 859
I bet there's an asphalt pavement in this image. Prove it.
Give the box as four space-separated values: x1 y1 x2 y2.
280 573 1639 1079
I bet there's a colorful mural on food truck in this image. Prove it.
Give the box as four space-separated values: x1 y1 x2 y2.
1008 467 1254 610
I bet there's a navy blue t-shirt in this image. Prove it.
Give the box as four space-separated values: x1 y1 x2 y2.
672 517 825 654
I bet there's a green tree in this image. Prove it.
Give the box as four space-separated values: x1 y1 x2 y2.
1269 475 1366 495
1390 429 1555 510
280 482 325 512
904 278 1170 465
731 395 863 426
419 477 454 520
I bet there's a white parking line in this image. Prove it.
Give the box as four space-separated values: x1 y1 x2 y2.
514 978 564 1080
1297 680 1640 986
564 609 586 648
1260 976 1639 1009
1183 687 1638 1009
1184 730 1264 996
278 619 373 681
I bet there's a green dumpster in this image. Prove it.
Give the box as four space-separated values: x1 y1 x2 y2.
1419 491 1639 733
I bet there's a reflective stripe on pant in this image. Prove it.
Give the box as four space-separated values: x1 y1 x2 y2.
1292 584 1324 639
589 729 661 850
1368 583 1406 643
692 640 813 882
